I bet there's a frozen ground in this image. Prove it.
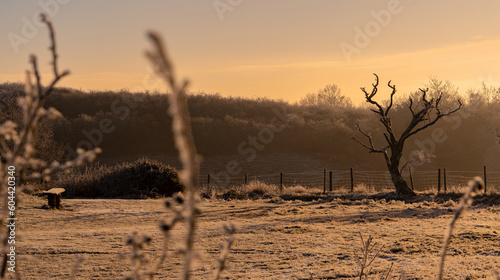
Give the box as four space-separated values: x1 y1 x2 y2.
16 192 500 279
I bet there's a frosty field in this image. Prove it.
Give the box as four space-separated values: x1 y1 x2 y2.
17 192 500 279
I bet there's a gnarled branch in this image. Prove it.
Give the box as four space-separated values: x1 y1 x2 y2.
351 123 388 153
385 80 396 115
361 73 385 116
360 74 397 118
400 93 462 143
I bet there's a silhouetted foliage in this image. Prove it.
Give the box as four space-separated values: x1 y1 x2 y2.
300 84 353 108
1 80 500 173
61 158 183 198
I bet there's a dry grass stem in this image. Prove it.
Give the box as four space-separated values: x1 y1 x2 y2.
378 263 393 280
146 31 202 280
125 232 152 280
354 232 385 280
437 176 484 280
150 194 184 277
212 224 236 280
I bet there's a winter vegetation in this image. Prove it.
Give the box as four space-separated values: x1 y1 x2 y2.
0 13 498 280
1 75 500 175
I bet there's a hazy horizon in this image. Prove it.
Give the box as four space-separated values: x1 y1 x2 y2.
2 1 500 105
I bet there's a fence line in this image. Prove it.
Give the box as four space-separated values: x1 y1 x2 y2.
200 167 500 193
58 165 499 193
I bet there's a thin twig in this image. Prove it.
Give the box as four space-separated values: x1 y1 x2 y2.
437 177 484 280
213 224 236 280
40 13 60 79
354 232 385 280
379 263 393 280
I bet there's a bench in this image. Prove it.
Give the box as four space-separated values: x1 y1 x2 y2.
40 188 65 209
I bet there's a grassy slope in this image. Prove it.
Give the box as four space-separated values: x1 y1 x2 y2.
18 193 499 279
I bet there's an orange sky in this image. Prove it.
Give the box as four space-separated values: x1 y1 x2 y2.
1 1 500 104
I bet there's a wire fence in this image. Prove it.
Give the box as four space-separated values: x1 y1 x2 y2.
199 168 500 193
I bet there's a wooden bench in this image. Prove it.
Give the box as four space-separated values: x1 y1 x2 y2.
40 188 65 209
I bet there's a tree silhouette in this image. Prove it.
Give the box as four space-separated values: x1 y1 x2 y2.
353 74 462 196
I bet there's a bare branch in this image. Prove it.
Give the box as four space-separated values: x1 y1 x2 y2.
408 97 415 117
420 88 429 104
361 73 385 116
352 136 379 153
29 55 43 97
398 158 421 174
40 13 59 78
383 133 391 146
39 13 70 98
401 99 462 143
385 80 396 115
435 93 443 115
352 123 387 153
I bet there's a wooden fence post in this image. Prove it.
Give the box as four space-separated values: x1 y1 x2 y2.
207 173 211 190
350 168 354 192
443 168 447 193
409 166 415 191
329 171 333 192
323 169 326 193
245 174 248 185
280 172 283 193
483 166 487 193
438 169 441 193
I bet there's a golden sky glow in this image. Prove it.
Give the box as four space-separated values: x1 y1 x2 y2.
1 0 500 104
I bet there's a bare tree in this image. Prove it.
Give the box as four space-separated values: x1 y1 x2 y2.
352 74 462 196
300 84 352 108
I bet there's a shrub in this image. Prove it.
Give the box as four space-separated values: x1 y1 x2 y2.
220 181 279 199
241 181 278 198
62 158 184 198
282 185 308 195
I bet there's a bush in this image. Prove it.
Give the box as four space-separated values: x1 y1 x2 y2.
61 158 184 198
220 181 279 200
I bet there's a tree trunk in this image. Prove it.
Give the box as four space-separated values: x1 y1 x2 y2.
388 164 415 196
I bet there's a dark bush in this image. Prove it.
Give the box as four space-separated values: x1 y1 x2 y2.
62 158 184 198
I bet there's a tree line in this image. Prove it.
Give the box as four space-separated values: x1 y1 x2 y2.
0 78 499 176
